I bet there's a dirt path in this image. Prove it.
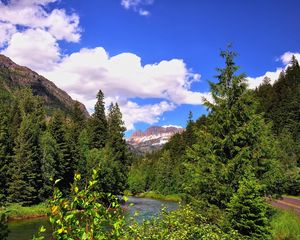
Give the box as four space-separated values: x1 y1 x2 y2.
271 197 300 216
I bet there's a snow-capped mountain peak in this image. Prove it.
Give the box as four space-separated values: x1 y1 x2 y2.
127 125 184 154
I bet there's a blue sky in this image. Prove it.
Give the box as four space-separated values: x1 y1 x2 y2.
0 0 300 137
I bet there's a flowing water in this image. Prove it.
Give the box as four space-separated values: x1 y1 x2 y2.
7 197 178 240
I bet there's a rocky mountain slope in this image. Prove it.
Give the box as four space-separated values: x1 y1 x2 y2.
127 125 184 154
0 54 88 116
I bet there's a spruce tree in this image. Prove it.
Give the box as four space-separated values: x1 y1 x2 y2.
185 49 281 208
227 174 271 239
107 103 127 164
39 131 59 199
69 101 87 163
89 90 108 149
99 103 128 194
184 111 196 147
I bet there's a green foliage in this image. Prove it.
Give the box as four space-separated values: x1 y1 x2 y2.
0 101 11 205
39 131 59 199
37 171 127 240
227 174 271 239
48 111 74 192
0 213 9 240
76 129 90 177
154 150 180 194
271 210 300 240
128 165 147 194
132 204 242 240
277 130 298 170
136 192 182 202
283 167 300 196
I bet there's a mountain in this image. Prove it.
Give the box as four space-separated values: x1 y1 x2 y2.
0 54 89 116
127 125 185 154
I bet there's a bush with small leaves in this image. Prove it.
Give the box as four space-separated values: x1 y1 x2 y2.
34 169 127 240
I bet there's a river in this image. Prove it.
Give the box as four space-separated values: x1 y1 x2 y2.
7 197 178 240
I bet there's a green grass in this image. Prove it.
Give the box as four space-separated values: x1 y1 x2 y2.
271 209 300 240
0 203 49 220
136 191 182 202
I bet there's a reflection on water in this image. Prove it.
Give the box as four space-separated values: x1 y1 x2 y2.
8 217 51 240
8 197 178 240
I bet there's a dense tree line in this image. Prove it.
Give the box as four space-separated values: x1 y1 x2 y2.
255 56 300 195
0 88 130 206
129 53 300 198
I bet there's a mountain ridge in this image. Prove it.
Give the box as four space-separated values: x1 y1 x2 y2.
0 54 89 116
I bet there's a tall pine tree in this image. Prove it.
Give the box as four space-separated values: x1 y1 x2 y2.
89 90 108 149
184 49 281 208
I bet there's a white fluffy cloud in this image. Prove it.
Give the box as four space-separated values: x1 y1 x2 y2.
247 52 300 89
0 0 81 43
2 28 60 71
122 101 176 130
121 0 153 16
246 68 282 89
40 47 209 129
0 22 16 47
280 52 300 65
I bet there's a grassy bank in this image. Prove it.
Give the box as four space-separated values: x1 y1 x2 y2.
271 209 300 240
0 203 49 221
134 191 182 202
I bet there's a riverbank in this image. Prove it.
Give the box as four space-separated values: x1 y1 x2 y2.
125 191 182 202
0 203 48 221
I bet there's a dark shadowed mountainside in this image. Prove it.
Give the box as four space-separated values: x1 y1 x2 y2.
0 54 89 116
